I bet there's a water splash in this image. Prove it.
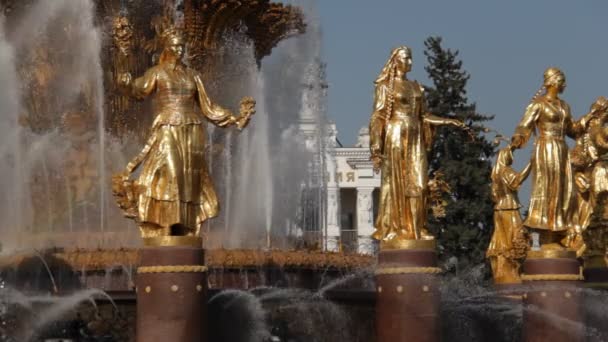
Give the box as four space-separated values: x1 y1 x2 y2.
1 286 117 341
0 0 131 252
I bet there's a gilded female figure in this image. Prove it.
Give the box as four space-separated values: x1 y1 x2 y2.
113 28 255 238
369 46 464 244
511 67 589 247
487 147 530 283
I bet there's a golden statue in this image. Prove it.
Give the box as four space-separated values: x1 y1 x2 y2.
112 27 255 239
511 67 591 249
487 147 530 283
369 46 465 246
575 98 608 264
569 96 608 254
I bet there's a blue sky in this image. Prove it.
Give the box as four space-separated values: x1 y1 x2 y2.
317 0 608 146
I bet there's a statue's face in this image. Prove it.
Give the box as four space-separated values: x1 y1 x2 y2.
555 74 566 93
395 49 412 73
167 36 184 60
547 73 566 93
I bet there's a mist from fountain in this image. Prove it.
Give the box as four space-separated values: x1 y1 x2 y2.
199 3 328 249
0 0 135 253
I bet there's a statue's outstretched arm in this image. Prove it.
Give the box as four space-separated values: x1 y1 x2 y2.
423 114 465 128
193 73 238 128
512 101 540 149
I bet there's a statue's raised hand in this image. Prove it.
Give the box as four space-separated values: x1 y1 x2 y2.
236 96 256 130
117 72 132 87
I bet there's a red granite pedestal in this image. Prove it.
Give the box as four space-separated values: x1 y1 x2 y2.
522 250 583 342
136 236 207 342
375 240 440 342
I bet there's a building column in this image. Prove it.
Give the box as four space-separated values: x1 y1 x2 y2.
357 187 375 254
326 187 340 252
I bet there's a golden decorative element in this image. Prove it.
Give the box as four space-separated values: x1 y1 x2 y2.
487 147 531 284
526 250 577 259
143 236 203 247
567 96 608 256
137 265 208 274
112 25 255 239
511 67 592 246
579 104 608 262
369 46 466 244
428 171 451 219
171 285 179 292
396 285 403 293
422 285 430 292
183 0 306 69
564 291 572 298
375 266 442 275
145 286 151 293
0 248 374 271
196 285 203 292
521 273 583 281
380 239 436 251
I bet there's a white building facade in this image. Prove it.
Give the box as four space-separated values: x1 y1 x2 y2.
325 125 380 254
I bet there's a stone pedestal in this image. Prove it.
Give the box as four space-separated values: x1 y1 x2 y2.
136 236 207 342
375 240 440 342
522 250 583 342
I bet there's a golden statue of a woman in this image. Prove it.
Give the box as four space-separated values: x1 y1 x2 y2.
511 67 589 248
369 46 465 246
112 27 255 239
487 147 530 283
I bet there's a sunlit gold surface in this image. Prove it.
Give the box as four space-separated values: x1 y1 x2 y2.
143 236 203 247
526 250 577 259
511 68 592 247
487 147 530 284
0 248 374 271
569 96 608 256
380 239 436 251
137 265 208 273
369 46 465 245
112 26 255 239
581 104 608 261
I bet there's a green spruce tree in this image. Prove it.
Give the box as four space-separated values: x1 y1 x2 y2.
423 36 496 271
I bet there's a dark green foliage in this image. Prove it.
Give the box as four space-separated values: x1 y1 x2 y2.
423 37 496 270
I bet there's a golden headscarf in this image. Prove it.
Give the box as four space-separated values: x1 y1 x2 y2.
374 46 412 85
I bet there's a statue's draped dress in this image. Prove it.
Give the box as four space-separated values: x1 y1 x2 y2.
129 63 234 235
370 79 434 240
515 97 583 232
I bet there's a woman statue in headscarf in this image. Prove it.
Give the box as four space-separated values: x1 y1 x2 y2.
369 46 465 245
511 67 591 248
487 146 530 283
112 27 255 238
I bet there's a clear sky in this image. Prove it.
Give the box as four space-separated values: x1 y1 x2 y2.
317 0 608 146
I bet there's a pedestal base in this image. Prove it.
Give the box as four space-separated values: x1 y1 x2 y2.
375 243 440 342
136 238 207 342
522 251 583 342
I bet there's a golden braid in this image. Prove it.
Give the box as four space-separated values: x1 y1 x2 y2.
385 65 396 120
531 85 545 102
